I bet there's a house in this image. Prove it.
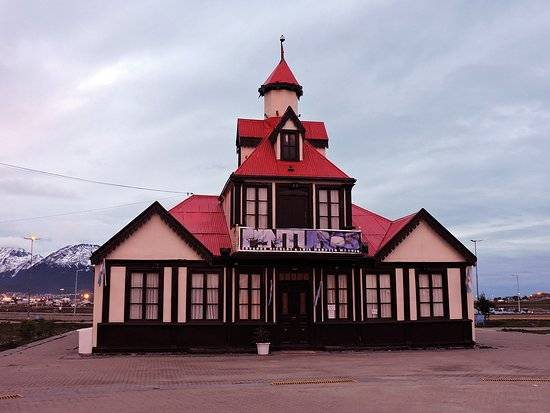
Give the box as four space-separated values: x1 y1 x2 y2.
90 40 476 352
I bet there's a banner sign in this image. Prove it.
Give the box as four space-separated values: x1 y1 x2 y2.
239 228 362 253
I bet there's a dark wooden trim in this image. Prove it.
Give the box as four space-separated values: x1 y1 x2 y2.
403 268 410 321
171 266 178 323
90 201 214 264
226 267 233 324
259 81 303 97
230 186 234 227
354 266 361 321
238 137 262 147
460 266 469 320
345 186 353 228
308 139 329 149
268 107 305 143
234 183 242 226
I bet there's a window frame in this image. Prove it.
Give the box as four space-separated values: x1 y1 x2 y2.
323 271 352 321
236 269 266 323
243 184 271 229
415 269 449 319
187 270 223 323
316 186 344 230
280 130 299 161
363 271 397 321
124 268 163 323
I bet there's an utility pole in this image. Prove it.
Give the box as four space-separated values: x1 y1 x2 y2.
470 239 483 300
23 235 40 319
74 268 84 317
512 274 521 313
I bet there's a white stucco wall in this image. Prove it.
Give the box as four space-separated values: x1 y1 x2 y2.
108 266 125 322
384 220 465 263
106 213 202 261
264 90 298 118
395 268 405 321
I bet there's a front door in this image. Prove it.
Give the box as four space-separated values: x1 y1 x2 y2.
277 272 311 344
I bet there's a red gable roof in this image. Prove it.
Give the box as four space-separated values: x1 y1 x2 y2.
234 137 349 179
237 118 328 141
263 59 300 86
351 204 416 256
169 195 231 256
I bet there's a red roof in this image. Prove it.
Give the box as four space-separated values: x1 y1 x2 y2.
169 195 231 256
237 118 328 141
263 59 300 86
351 204 417 256
234 137 349 179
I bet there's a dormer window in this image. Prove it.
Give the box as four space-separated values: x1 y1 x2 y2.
281 131 299 161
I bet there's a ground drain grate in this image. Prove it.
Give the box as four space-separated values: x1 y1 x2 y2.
272 377 356 386
0 394 22 400
481 377 550 383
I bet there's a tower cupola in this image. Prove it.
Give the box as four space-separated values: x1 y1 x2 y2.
259 36 303 118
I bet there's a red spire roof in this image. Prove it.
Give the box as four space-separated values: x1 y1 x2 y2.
263 59 300 86
258 58 303 97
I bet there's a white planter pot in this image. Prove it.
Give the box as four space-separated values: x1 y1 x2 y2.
256 342 270 355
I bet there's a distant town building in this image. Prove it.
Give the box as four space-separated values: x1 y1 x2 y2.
91 40 476 352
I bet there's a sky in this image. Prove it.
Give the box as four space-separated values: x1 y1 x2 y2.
1 1 549 297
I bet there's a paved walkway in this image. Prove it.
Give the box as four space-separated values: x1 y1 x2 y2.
0 329 549 412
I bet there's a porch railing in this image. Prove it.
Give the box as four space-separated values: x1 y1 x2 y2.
237 227 363 254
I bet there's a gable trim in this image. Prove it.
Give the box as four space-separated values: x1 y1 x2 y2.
268 106 305 144
90 201 214 265
375 209 476 265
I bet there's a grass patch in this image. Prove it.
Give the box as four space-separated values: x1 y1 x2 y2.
481 319 550 328
0 320 89 351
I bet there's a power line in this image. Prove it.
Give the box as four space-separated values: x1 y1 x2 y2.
0 196 183 224
0 161 193 195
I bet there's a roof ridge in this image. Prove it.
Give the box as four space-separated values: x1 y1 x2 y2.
302 139 350 177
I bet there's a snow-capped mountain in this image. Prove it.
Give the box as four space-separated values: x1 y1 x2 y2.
0 243 98 293
0 247 43 277
40 244 96 268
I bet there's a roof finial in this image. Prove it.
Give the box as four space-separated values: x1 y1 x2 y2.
280 35 285 60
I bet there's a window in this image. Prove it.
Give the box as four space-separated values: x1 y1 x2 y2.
238 272 262 320
326 273 349 320
418 272 445 318
365 273 393 319
318 189 341 229
245 186 269 228
127 271 161 321
190 272 221 320
281 132 299 161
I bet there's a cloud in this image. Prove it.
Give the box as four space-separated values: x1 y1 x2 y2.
0 1 549 296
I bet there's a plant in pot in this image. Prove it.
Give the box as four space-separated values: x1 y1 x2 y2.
253 327 271 355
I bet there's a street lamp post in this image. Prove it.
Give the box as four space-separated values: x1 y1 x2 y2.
74 268 84 317
512 274 521 313
470 239 483 300
23 235 40 319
